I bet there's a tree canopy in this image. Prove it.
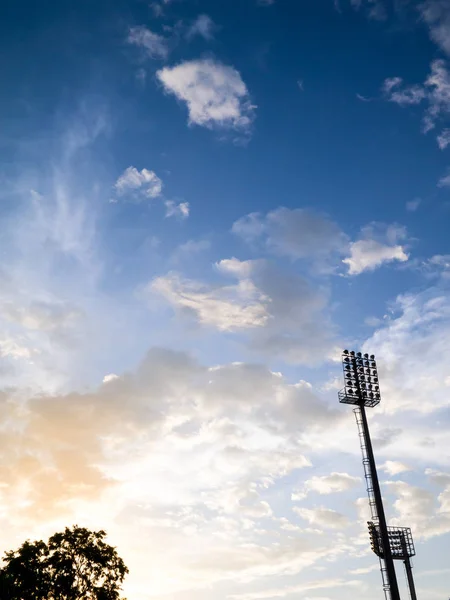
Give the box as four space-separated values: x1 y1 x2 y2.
0 525 129 600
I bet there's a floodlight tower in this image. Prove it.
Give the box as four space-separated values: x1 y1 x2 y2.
338 350 401 600
368 523 418 600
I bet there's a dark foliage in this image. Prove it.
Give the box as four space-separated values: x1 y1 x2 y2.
0 526 128 599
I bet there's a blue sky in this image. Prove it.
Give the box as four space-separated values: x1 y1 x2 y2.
1 1 450 599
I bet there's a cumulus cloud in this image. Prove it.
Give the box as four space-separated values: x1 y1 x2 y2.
165 200 190 219
151 270 269 331
0 346 351 596
232 207 348 267
293 506 349 529
150 258 337 364
114 166 163 199
380 461 411 475
292 472 361 500
343 224 409 275
386 479 450 539
156 59 255 133
127 26 169 60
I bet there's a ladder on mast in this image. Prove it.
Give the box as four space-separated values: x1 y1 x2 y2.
354 407 392 600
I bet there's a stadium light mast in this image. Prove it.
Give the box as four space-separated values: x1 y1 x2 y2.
338 350 401 600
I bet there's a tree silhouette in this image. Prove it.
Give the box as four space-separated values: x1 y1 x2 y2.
0 526 129 599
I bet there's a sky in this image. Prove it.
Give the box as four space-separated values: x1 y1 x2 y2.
0 0 450 598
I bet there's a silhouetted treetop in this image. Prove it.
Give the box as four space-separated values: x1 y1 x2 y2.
0 525 128 599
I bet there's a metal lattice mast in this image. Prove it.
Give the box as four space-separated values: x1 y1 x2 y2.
355 408 392 599
338 350 401 600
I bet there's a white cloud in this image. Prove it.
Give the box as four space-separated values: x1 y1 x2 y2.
362 286 450 413
380 461 411 475
186 15 216 40
165 200 190 219
349 0 387 20
150 259 337 364
438 169 450 187
228 578 362 600
127 26 169 60
343 239 408 275
386 479 450 539
2 301 81 332
437 127 450 149
382 60 450 133
150 271 269 331
156 59 255 133
114 166 163 199
0 345 352 598
425 468 450 487
383 77 427 106
406 198 421 211
102 373 119 383
293 472 361 500
293 506 349 529
0 337 36 360
420 0 450 56
232 208 348 265
343 224 409 275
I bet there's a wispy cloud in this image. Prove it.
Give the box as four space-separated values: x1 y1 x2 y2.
127 25 169 60
406 198 421 211
420 0 450 56
382 59 450 143
186 15 217 40
349 0 387 21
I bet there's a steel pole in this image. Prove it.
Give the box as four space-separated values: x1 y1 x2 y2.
359 403 401 600
401 533 417 600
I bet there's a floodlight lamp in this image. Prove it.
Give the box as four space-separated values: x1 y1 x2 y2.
343 349 349 354
370 354 375 359
364 353 369 358
350 351 355 356
357 352 362 357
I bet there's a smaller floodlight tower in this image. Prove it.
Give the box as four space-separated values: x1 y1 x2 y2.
338 350 401 600
368 523 418 600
